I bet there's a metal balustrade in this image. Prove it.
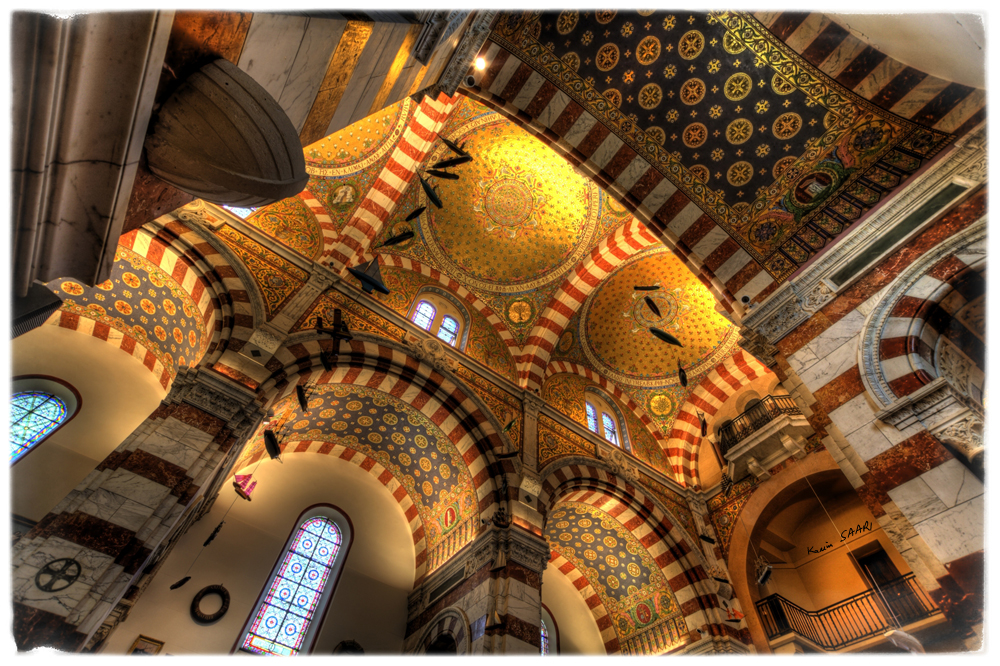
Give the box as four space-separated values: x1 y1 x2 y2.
719 394 802 456
754 574 939 651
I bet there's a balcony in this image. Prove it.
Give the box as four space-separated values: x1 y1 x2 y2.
718 395 813 482
755 574 943 652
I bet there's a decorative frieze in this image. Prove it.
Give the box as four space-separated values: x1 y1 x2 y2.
744 125 987 343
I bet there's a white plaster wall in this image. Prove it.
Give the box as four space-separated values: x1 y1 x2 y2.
102 453 415 655
11 324 166 521
541 563 605 654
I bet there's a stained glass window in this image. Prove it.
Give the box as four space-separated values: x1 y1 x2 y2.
10 391 68 463
602 413 619 446
412 300 436 331
585 402 599 433
241 517 342 656
540 619 550 655
437 315 459 346
223 205 258 219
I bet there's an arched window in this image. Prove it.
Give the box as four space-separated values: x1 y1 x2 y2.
585 402 599 433
10 391 68 463
239 508 351 655
412 300 437 331
406 289 469 350
540 619 550 655
437 315 459 346
601 412 619 446
584 390 631 453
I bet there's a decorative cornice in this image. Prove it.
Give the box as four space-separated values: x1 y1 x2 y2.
744 124 987 343
168 366 264 440
438 10 498 96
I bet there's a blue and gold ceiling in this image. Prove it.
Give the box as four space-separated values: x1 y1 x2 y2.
546 502 688 650
491 10 952 281
235 384 478 550
48 245 209 380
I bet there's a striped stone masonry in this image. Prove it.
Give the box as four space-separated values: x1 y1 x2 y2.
668 351 774 488
539 461 741 647
261 336 505 520
11 367 262 652
326 91 461 272
520 219 660 389
405 523 549 655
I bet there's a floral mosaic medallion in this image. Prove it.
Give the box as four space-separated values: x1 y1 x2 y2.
245 195 323 260
420 103 600 293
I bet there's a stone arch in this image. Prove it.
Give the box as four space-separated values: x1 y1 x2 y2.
538 458 737 649
379 253 518 351
254 333 509 578
723 451 843 652
543 362 669 458
462 84 750 320
411 606 471 654
520 218 661 389
859 221 986 408
547 550 617 653
46 217 261 390
668 351 775 488
325 93 460 273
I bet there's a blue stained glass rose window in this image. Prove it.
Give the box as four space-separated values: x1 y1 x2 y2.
10 391 68 463
241 517 342 655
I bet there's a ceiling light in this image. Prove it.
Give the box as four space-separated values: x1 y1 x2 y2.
475 57 486 71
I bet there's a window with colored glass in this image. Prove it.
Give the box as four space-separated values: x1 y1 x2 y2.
240 517 343 656
10 391 68 463
540 619 550 655
601 412 619 446
411 300 436 331
585 402 599 434
437 316 459 346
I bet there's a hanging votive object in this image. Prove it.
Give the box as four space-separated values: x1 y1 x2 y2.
233 474 256 501
264 430 282 460
203 521 225 548
677 359 688 388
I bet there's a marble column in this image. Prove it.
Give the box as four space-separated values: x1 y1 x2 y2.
11 367 263 652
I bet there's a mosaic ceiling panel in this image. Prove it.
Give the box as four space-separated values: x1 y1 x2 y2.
245 196 324 260
418 108 601 292
217 226 309 321
491 10 952 281
49 246 209 378
580 247 740 387
238 384 478 549
546 502 688 649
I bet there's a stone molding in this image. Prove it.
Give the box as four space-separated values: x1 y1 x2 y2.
437 10 498 96
743 125 987 343
403 331 461 373
413 11 470 65
859 220 986 409
168 366 263 440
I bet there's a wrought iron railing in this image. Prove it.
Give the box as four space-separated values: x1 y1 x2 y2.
719 394 802 456
754 574 939 651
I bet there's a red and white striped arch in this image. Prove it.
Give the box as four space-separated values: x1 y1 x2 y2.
548 551 618 653
540 462 741 649
378 253 518 352
261 336 503 524
519 218 661 389
544 362 668 456
325 92 460 272
297 191 336 261
879 253 986 399
236 437 434 584
668 350 774 488
48 220 256 390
